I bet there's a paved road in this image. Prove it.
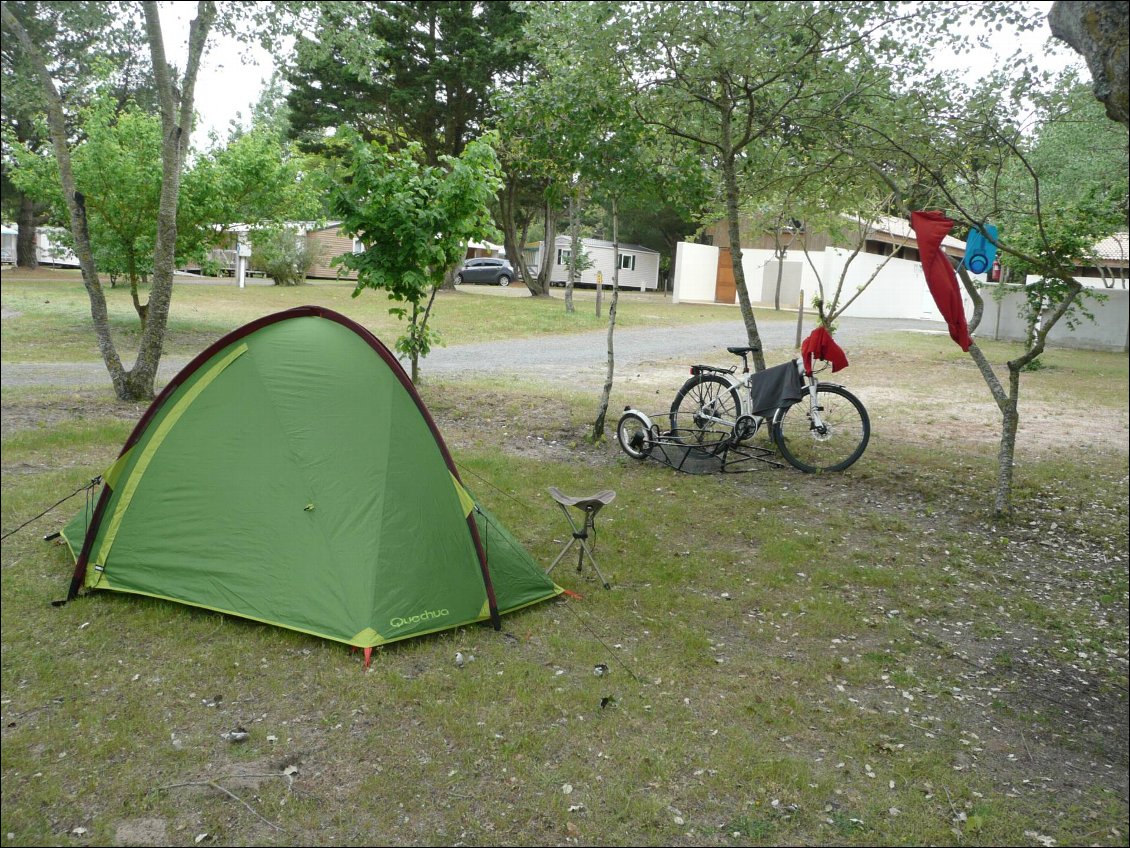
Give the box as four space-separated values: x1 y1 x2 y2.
0 312 941 390
421 313 939 379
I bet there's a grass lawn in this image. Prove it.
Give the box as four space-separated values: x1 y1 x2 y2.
0 267 765 363
1 271 1127 846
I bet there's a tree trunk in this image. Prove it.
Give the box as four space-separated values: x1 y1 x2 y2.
773 246 784 311
128 255 148 329
535 193 557 296
410 301 421 384
125 1 215 401
16 194 41 269
664 232 678 296
721 152 766 371
1049 1 1129 127
592 197 619 441
565 190 578 314
1 4 127 394
439 262 457 292
795 290 804 348
956 266 1087 517
994 367 1022 516
129 285 149 329
497 177 537 296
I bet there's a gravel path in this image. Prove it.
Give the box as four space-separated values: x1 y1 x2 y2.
0 313 941 390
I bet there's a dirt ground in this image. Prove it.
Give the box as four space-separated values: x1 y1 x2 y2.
0 388 147 442
2 361 1127 845
433 380 1130 816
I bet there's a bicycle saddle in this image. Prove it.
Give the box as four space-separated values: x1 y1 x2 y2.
726 345 761 356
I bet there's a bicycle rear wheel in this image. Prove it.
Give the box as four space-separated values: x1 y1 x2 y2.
669 374 742 445
772 384 869 472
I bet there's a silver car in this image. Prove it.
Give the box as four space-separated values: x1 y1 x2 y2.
455 257 515 286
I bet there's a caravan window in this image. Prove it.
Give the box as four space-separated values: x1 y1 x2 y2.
620 253 636 271
557 248 571 266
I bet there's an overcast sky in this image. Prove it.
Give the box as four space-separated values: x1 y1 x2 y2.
160 0 1085 148
160 2 278 146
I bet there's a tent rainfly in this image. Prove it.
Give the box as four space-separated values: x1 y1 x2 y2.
61 306 561 663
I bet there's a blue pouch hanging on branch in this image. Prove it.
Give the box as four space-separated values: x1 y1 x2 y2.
962 223 998 275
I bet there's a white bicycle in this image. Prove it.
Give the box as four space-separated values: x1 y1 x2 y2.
618 345 870 473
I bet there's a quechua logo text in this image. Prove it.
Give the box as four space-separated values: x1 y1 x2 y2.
390 608 451 629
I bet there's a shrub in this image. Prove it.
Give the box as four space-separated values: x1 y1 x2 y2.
250 227 314 286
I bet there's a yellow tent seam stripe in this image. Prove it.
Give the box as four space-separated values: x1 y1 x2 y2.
451 473 475 517
103 447 133 490
89 581 375 646
92 344 248 568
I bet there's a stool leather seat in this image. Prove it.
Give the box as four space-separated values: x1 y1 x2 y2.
548 487 616 512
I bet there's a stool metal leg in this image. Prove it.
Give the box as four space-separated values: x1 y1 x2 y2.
546 503 582 575
546 536 578 574
546 504 611 589
576 524 611 589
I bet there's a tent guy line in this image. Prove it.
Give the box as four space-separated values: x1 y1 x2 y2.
0 476 100 543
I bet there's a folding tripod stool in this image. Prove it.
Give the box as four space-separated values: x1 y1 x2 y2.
546 487 615 589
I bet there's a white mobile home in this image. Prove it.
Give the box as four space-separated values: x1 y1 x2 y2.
524 236 660 291
35 227 80 267
1 225 16 264
0 224 77 267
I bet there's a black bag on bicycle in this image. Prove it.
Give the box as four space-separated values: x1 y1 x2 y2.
747 361 805 418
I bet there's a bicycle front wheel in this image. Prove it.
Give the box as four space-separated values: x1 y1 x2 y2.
670 374 742 444
773 384 870 472
617 410 654 460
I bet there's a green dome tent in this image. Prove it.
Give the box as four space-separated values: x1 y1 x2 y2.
61 306 561 662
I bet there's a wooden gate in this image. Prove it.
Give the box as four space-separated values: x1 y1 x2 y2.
714 249 736 304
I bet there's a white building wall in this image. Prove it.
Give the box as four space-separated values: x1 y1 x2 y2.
672 242 719 303
581 247 616 288
1 229 16 264
623 251 661 290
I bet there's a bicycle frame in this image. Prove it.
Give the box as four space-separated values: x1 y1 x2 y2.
694 357 832 435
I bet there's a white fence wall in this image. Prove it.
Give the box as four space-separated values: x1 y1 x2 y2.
672 239 1127 351
821 249 977 323
978 283 1128 352
673 240 977 323
673 239 1127 351
738 249 779 301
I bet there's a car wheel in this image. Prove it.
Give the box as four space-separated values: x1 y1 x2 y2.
455 273 464 285
498 275 511 287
